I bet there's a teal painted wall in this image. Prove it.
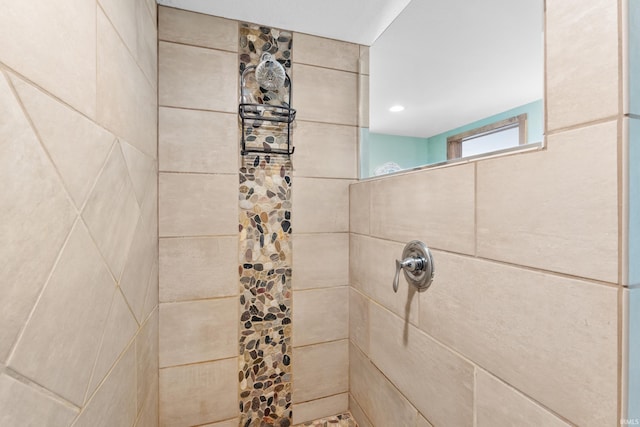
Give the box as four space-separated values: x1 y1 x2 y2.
425 99 544 163
361 100 543 177
360 128 429 177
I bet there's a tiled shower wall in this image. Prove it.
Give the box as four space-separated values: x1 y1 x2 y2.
157 7 359 426
349 1 624 426
0 1 159 426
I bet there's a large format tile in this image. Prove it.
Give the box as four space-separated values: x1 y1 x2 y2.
159 41 237 112
97 10 156 157
160 236 238 302
349 182 370 235
359 75 369 128
294 64 358 126
350 235 418 324
293 340 349 403
476 370 570 427
8 222 114 406
349 288 369 354
159 6 237 51
477 121 618 282
120 140 157 208
87 289 137 399
292 233 348 289
137 309 159 414
350 343 418 427
159 107 237 174
159 358 237 426
10 75 115 208
293 287 348 347
0 373 78 427
293 33 359 72
159 173 237 237
120 217 156 322
369 163 475 254
159 298 237 367
0 0 96 117
82 143 141 279
369 303 474 427
419 251 618 426
293 178 351 233
73 345 137 427
292 393 349 424
0 72 76 362
348 395 373 427
294 121 357 179
546 0 618 130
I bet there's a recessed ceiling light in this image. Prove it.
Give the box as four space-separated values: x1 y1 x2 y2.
389 105 405 112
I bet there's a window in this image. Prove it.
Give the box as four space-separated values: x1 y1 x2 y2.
447 114 528 160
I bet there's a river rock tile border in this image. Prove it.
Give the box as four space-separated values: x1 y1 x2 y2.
239 22 294 427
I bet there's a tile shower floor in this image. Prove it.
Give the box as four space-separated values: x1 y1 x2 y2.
294 412 358 427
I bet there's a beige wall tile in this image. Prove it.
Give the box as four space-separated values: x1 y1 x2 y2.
135 0 158 87
159 298 237 367
159 41 237 113
546 0 619 130
477 121 618 282
0 0 96 117
293 340 349 403
97 10 157 158
87 289 138 399
292 233 349 289
476 370 571 427
98 0 138 63
200 419 238 427
120 218 157 322
418 251 618 426
159 358 237 426
350 182 370 235
348 394 373 427
0 373 78 426
294 121 358 179
120 141 157 208
82 143 141 279
142 262 159 321
416 414 433 427
359 75 369 128
350 343 418 427
8 221 113 406
137 309 159 414
159 107 238 174
294 64 358 126
369 163 476 255
0 72 77 362
349 288 369 354
10 75 115 208
359 46 370 76
160 236 238 302
293 178 351 233
135 384 158 427
293 287 348 347
369 303 474 427
350 235 418 324
159 6 237 51
73 345 137 427
292 393 349 424
293 33 359 72
159 173 237 237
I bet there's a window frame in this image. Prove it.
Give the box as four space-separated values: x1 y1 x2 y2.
446 113 528 160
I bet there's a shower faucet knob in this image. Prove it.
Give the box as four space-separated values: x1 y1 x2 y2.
392 241 435 293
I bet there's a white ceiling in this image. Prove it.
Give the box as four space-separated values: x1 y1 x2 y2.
156 0 412 45
158 0 543 139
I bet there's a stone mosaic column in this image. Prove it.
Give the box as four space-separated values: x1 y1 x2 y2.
238 24 294 427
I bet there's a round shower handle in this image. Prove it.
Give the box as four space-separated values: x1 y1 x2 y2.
392 240 435 293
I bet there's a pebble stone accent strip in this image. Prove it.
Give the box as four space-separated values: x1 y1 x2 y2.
238 23 294 427
293 412 359 427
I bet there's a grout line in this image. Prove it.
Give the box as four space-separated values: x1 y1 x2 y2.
349 232 621 288
159 295 239 305
3 367 81 413
292 61 359 76
158 38 238 55
291 338 349 351
545 115 620 136
158 103 237 115
293 391 349 407
158 170 237 176
159 355 238 371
